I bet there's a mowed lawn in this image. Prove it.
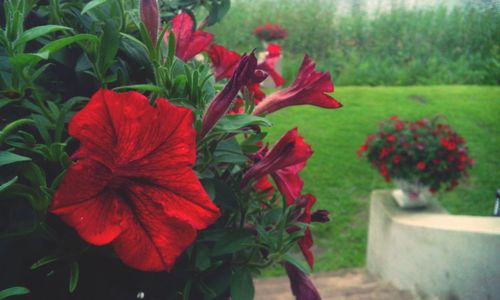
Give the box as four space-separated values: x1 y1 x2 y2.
261 85 500 274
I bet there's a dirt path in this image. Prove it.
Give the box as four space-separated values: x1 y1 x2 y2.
254 268 415 300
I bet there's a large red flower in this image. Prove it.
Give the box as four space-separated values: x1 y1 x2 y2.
208 44 241 81
242 128 312 205
253 54 342 115
50 89 220 272
166 12 213 62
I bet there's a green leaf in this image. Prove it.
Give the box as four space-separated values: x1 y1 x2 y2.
217 114 272 132
0 287 30 299
69 262 79 293
194 246 212 272
30 254 60 270
0 151 31 167
205 0 231 27
0 176 18 193
14 25 71 48
98 21 120 78
81 0 108 14
230 268 254 300
8 52 49 69
282 253 311 275
39 34 98 54
114 84 164 93
213 137 247 164
211 230 255 256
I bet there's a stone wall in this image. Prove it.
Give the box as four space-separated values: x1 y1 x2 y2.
367 190 500 300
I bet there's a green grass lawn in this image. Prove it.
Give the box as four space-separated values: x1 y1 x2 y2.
260 85 500 274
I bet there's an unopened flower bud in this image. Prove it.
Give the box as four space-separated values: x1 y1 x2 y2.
140 0 159 44
311 210 330 223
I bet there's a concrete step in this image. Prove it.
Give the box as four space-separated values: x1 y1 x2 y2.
254 268 415 300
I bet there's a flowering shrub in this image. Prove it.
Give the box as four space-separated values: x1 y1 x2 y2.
358 116 474 192
253 23 288 42
0 0 341 299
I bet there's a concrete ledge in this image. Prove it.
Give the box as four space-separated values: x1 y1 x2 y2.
367 190 500 300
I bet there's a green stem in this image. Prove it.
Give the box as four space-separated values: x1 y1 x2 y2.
0 118 35 147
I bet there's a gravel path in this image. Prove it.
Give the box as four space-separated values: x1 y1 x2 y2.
254 268 415 300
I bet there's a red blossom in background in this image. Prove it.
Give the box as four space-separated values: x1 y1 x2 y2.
257 43 285 87
167 12 213 61
358 116 473 191
50 89 220 271
416 161 426 170
254 24 288 42
241 128 313 205
207 44 241 81
253 54 342 115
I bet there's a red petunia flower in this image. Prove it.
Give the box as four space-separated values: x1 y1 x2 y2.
50 89 220 272
166 12 213 62
387 134 396 142
392 155 402 165
208 44 241 81
257 43 285 87
253 54 342 115
416 161 426 170
379 163 390 181
241 128 313 205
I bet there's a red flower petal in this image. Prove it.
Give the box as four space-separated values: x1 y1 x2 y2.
51 89 220 271
50 159 122 245
168 13 213 62
112 185 197 271
298 194 316 268
242 128 312 186
271 162 306 205
208 44 241 81
253 54 342 115
257 43 284 87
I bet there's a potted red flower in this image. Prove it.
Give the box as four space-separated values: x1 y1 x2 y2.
253 23 288 43
358 116 474 208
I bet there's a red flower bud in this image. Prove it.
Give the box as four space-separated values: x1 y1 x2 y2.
284 262 321 300
201 52 264 137
311 210 330 223
140 0 159 44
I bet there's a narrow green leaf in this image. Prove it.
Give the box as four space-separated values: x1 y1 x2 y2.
230 268 254 300
211 230 254 256
81 0 108 14
114 84 164 93
0 287 30 299
217 114 272 132
8 52 49 69
39 34 98 54
0 151 31 166
69 262 79 293
282 253 311 275
0 176 18 193
30 254 60 270
14 25 70 48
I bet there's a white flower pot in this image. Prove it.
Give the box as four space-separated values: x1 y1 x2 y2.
391 179 432 209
